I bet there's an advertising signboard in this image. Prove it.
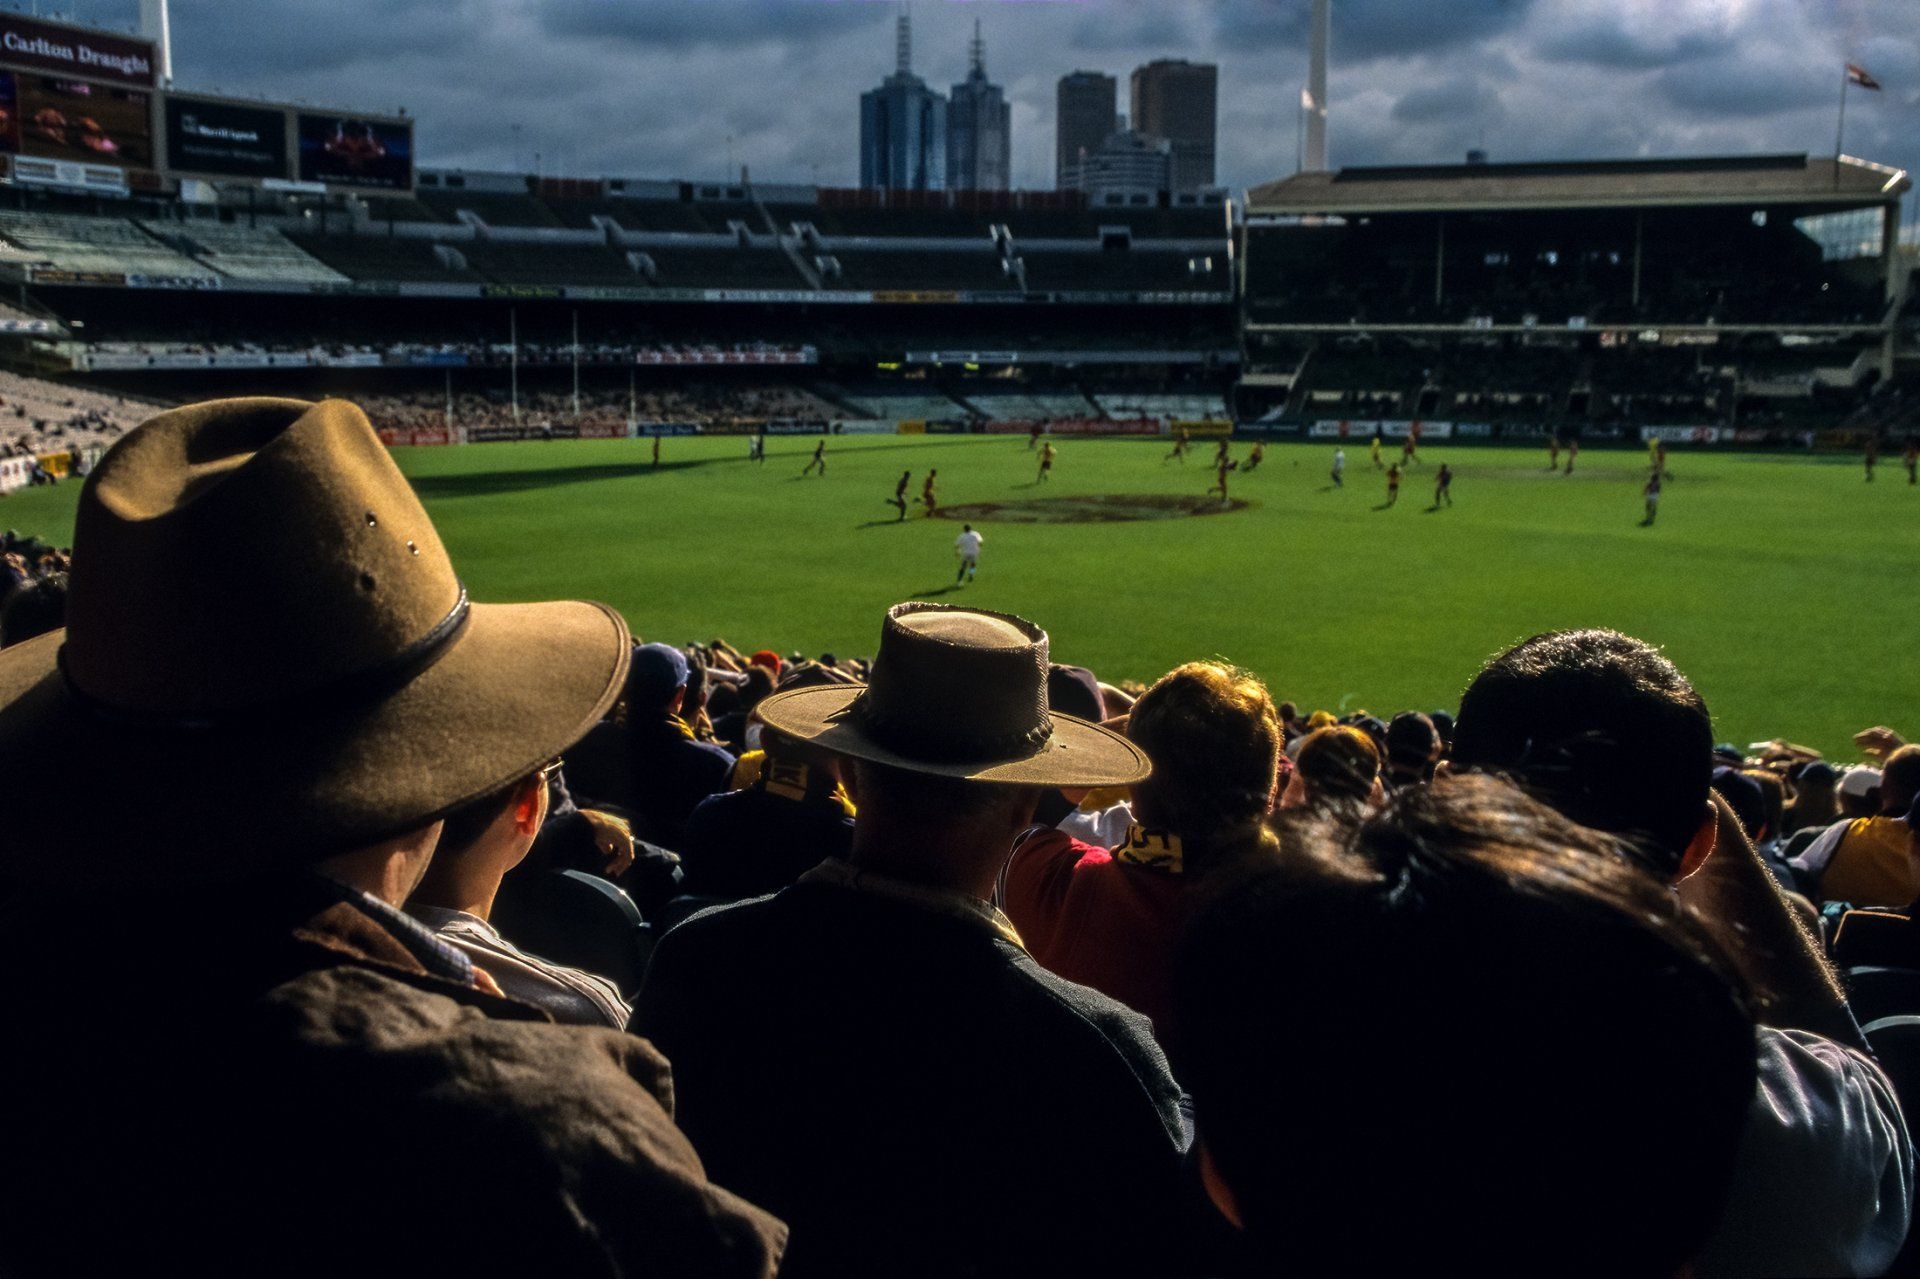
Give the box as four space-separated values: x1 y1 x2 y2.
296 111 413 191
163 95 289 180
0 14 154 87
0 70 152 168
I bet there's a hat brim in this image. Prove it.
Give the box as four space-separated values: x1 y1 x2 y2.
754 684 1149 788
0 599 629 884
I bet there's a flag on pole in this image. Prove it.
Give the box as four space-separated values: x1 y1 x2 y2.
1846 63 1882 91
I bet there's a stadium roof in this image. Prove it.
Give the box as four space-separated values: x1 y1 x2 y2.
1247 154 1910 217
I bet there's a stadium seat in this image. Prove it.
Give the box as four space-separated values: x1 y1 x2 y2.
491 868 655 997
654 893 736 934
1844 967 1920 1026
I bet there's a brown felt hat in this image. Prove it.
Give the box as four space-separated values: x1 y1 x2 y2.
0 398 629 883
754 602 1149 787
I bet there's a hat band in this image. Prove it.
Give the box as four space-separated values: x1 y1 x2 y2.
852 692 1054 766
58 586 473 732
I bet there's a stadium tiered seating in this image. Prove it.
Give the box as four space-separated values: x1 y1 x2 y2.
462 242 645 288
0 370 156 452
145 222 347 285
823 251 1013 292
361 197 451 224
417 189 563 228
1019 251 1227 293
643 247 807 290
0 212 218 282
1093 391 1229 420
284 233 486 284
598 200 716 234
841 390 968 421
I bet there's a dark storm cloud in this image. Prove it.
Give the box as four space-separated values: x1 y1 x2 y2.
55 0 1920 193
1535 22 1732 72
536 0 887 51
1213 0 1537 61
1390 78 1503 127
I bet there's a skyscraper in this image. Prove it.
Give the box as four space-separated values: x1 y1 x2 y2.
1130 59 1218 192
860 12 947 191
947 21 1010 191
1056 71 1117 191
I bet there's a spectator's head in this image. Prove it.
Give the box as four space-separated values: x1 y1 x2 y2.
410 758 555 916
1178 775 1756 1275
755 603 1148 888
1788 760 1840 827
1743 768 1785 844
1710 766 1767 843
627 642 690 717
1275 700 1298 731
1452 629 1713 879
0 398 629 888
748 649 783 678
1280 725 1381 813
1045 663 1104 724
735 663 776 715
1879 746 1920 818
1839 766 1883 819
0 571 66 648
1384 711 1440 787
1428 709 1455 751
1126 662 1281 871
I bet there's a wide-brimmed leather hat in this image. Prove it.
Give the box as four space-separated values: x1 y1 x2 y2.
0 398 630 882
754 602 1148 786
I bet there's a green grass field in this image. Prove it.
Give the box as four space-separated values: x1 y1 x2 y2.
5 434 1915 756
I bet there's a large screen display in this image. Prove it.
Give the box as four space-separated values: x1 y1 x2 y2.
296 112 412 191
164 96 287 179
0 72 152 168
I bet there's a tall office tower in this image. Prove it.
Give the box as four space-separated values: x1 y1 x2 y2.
1130 59 1218 191
1056 70 1117 190
859 11 947 190
947 21 1010 191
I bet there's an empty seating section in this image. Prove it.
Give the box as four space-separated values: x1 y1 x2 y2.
1019 250 1227 293
361 197 451 224
0 212 217 281
284 233 485 283
147 222 347 285
643 247 805 290
417 189 563 228
843 391 968 421
966 390 1096 420
461 242 642 288
824 251 1013 292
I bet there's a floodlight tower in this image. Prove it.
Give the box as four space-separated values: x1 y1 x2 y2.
139 0 173 85
1304 0 1330 171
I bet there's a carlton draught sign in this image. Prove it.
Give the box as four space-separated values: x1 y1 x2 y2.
0 16 154 87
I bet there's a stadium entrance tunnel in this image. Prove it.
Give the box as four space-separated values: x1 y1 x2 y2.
934 495 1253 524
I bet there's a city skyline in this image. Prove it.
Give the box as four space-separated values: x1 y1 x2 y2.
51 0 1920 198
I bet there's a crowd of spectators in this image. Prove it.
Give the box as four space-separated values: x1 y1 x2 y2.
0 371 154 456
360 379 842 437
0 393 1915 1275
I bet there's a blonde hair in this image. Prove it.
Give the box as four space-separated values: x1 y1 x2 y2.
1127 661 1282 871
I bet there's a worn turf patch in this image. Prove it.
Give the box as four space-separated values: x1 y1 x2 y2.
934 494 1252 523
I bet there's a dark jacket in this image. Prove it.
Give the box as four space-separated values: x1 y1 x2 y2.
631 874 1188 1279
628 716 736 851
678 763 854 901
0 876 786 1277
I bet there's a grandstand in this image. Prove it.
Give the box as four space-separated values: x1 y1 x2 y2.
1239 154 1914 437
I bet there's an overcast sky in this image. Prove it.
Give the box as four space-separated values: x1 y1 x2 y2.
65 0 1920 195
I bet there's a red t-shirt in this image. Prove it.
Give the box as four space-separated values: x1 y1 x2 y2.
1001 827 1189 1045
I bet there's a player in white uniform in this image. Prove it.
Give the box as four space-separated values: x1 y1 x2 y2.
1331 447 1346 487
955 524 983 585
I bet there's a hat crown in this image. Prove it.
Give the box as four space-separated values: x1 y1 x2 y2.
855 603 1054 766
63 398 462 718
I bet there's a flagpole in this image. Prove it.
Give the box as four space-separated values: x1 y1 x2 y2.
1835 64 1849 191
